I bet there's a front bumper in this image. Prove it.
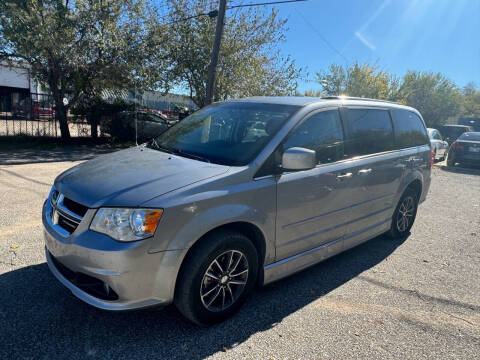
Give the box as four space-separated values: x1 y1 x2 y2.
43 199 182 311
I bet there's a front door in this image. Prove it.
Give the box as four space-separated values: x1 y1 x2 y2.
275 109 355 260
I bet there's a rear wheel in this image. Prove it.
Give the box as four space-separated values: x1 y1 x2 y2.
174 230 258 326
440 149 447 161
388 188 419 238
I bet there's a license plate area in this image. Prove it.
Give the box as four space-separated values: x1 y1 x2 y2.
469 146 480 153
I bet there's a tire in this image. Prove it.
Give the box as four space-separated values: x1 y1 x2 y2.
174 230 258 326
440 149 447 161
447 154 455 167
433 149 437 162
388 188 419 239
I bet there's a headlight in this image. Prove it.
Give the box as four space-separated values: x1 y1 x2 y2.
90 208 163 241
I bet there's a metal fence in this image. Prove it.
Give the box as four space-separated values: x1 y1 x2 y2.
0 92 93 138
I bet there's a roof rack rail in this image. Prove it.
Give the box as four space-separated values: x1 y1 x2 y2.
321 96 399 105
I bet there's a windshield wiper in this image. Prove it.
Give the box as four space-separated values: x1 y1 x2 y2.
173 149 211 163
150 139 174 154
150 140 210 163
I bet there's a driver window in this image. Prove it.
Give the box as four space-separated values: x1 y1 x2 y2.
283 110 344 164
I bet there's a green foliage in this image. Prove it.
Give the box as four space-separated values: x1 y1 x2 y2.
298 90 324 97
161 0 302 107
316 62 401 101
0 0 163 139
461 82 480 118
398 71 461 127
317 61 475 127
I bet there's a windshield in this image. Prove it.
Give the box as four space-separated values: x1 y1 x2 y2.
458 132 480 141
443 127 468 137
149 102 299 166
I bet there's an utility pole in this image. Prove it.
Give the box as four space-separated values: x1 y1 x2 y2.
205 0 227 106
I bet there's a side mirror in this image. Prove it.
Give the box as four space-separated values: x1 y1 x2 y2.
282 147 316 171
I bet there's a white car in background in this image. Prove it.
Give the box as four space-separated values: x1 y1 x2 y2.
427 128 449 161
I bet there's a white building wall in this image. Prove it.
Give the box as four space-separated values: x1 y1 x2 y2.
0 62 31 89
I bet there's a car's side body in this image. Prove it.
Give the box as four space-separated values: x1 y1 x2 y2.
427 128 449 160
43 97 431 311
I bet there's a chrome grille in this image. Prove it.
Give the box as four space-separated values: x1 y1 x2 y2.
50 192 86 235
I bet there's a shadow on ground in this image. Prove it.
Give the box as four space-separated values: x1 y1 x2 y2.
1 234 408 359
438 163 480 176
0 147 117 165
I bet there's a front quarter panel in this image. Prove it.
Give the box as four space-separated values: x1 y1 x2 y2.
143 173 277 265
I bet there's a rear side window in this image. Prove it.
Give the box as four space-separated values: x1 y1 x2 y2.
343 108 394 156
283 110 344 164
391 109 429 148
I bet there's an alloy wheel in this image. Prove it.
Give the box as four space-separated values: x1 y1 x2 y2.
396 196 415 232
200 250 249 312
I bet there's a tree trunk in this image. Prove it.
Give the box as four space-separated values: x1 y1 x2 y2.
53 95 71 141
89 114 99 140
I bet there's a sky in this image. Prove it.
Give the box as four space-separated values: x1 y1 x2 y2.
270 0 480 93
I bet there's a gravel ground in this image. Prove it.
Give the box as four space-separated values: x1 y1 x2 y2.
0 153 479 360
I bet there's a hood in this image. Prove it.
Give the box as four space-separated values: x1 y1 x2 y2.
54 147 229 208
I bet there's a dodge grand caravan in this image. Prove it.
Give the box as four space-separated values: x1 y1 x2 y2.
43 96 432 325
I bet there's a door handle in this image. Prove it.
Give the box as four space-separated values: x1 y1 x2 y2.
336 172 353 180
358 168 372 175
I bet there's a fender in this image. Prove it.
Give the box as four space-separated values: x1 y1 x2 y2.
149 203 274 262
393 168 424 207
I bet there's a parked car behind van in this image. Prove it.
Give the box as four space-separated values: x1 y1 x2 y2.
427 128 449 161
440 124 474 145
100 110 170 142
447 132 480 167
43 97 432 325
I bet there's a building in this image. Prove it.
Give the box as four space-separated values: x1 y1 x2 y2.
0 61 45 116
102 89 198 112
458 117 480 132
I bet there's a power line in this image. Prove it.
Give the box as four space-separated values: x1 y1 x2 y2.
166 10 219 25
166 0 308 25
227 0 308 9
295 8 349 65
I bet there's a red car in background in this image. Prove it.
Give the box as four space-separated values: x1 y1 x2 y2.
141 108 168 120
33 102 55 118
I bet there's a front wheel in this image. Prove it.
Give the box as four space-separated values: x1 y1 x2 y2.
388 188 419 238
174 230 258 326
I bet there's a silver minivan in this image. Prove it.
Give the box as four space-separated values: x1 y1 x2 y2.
43 96 432 325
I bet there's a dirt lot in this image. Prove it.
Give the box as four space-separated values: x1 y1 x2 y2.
0 151 479 360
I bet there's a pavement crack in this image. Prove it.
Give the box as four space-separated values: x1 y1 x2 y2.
439 310 476 326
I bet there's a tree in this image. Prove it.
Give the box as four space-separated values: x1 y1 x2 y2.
0 0 164 140
316 62 401 101
460 82 480 118
161 0 302 107
398 71 461 127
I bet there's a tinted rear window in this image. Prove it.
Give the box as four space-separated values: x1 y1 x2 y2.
391 109 429 148
458 132 480 141
343 108 394 156
441 126 470 137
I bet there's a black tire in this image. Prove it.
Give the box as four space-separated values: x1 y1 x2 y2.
174 230 258 326
440 150 447 161
388 188 419 239
447 154 455 167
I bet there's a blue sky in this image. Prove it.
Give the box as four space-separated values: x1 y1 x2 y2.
273 0 480 93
